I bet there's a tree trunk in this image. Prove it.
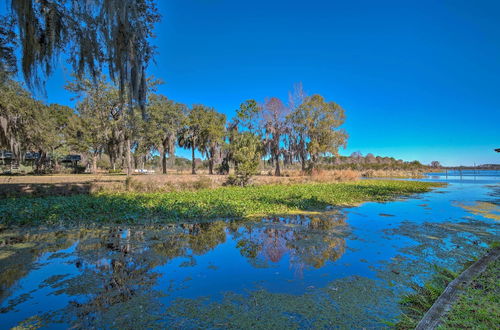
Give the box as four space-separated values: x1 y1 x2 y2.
54 155 59 173
274 154 281 176
191 144 196 174
208 158 214 175
34 150 43 174
301 154 306 172
162 149 167 174
126 138 132 176
310 154 318 171
208 148 214 175
110 153 115 171
170 153 176 170
92 153 98 174
133 155 139 170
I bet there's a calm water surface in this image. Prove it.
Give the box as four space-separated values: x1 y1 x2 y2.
0 174 498 328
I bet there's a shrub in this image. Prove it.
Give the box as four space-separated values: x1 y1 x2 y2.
225 173 251 187
192 176 212 190
74 165 86 174
216 159 230 175
227 132 262 186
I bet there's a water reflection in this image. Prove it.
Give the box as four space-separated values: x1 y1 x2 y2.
2 178 498 328
0 212 348 328
235 213 347 275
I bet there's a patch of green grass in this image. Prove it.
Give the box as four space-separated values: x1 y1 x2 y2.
392 266 458 329
392 245 499 329
439 258 500 329
0 180 443 226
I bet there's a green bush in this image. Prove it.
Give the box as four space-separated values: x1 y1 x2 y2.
225 173 251 187
227 132 262 186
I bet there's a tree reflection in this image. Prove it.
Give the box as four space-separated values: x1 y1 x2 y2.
0 228 101 306
1 212 348 327
233 212 348 275
55 223 229 327
62 228 165 328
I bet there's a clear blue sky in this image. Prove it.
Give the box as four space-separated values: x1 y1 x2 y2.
9 0 500 166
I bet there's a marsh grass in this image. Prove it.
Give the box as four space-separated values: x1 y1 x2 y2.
307 169 360 182
361 169 425 178
440 258 500 329
392 266 458 329
0 180 442 226
392 245 499 329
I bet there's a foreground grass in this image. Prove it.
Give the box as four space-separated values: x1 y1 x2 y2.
440 258 500 329
393 246 499 329
0 180 442 226
393 267 459 329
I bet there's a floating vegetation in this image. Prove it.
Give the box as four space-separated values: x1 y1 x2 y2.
164 275 396 329
377 219 499 288
0 180 442 226
454 201 500 221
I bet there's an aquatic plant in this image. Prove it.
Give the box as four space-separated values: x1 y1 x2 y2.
0 180 443 226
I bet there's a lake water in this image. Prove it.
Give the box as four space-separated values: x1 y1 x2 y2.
0 174 499 328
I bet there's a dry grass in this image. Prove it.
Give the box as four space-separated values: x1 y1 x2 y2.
0 170 364 197
308 169 360 182
93 175 221 193
361 169 425 178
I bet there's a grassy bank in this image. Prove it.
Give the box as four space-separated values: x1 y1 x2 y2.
0 180 443 226
441 257 499 328
393 246 499 329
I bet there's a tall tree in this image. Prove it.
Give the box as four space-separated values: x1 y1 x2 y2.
235 99 261 134
0 16 17 83
0 79 76 172
66 76 123 174
199 109 226 175
29 103 74 172
178 105 206 175
6 0 160 109
289 94 347 170
145 94 186 174
0 79 36 157
287 83 308 170
261 97 289 176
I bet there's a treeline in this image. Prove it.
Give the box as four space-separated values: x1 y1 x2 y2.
1 79 349 180
1 77 435 182
320 152 428 170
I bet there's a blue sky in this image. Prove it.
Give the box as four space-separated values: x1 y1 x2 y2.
6 0 500 166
